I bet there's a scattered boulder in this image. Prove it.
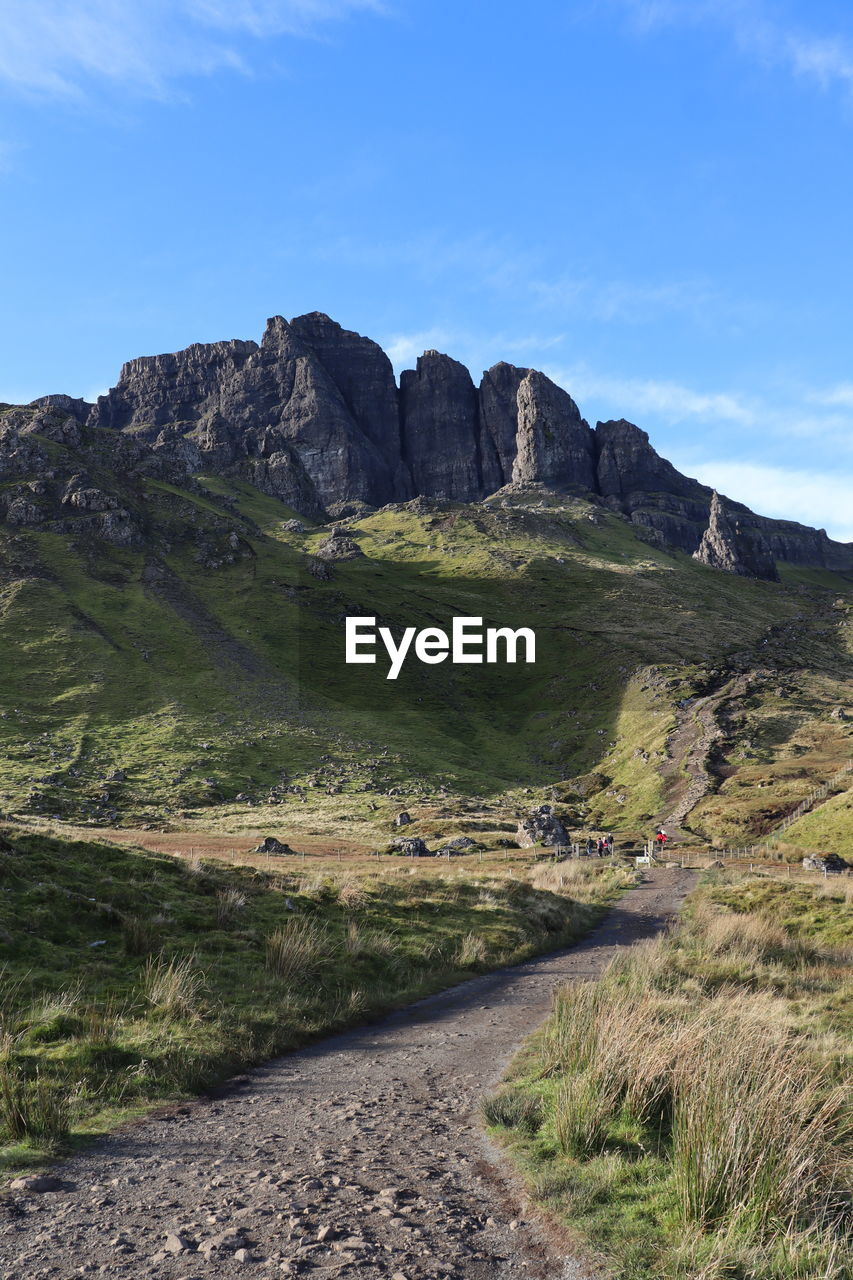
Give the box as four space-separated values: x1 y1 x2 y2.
830 706 848 720
282 518 305 533
254 836 294 856
315 527 364 560
393 811 412 827
9 1175 63 1193
516 804 569 848
307 557 333 580
200 1228 250 1256
802 853 848 873
391 836 430 857
164 1232 195 1255
436 836 479 856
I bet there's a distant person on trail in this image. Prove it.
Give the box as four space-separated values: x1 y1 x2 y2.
606 833 614 855
597 837 606 856
586 836 595 857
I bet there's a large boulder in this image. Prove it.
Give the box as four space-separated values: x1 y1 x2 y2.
391 836 431 857
516 805 570 848
802 853 848 873
255 837 294 856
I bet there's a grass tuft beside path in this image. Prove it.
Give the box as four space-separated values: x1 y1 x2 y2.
484 870 853 1280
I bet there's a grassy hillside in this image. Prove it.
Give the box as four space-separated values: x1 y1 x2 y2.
0 433 850 851
484 869 853 1279
0 827 630 1173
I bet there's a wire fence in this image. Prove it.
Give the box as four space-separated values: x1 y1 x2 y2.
756 757 853 856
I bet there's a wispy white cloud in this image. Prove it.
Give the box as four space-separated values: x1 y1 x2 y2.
668 458 853 544
615 0 853 97
381 326 567 376
545 363 757 425
530 274 727 325
383 328 457 370
0 0 386 98
805 382 853 409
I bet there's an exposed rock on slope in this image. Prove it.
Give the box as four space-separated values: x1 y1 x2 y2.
516 805 570 848
4 310 850 572
694 491 780 581
399 351 481 500
512 371 595 490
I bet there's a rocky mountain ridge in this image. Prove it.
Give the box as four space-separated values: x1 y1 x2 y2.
4 311 852 574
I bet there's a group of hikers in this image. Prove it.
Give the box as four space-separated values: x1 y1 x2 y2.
585 834 614 857
575 829 669 858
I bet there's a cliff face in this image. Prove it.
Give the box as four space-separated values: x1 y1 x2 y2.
9 309 845 574
399 351 481 500
693 491 780 580
512 372 596 490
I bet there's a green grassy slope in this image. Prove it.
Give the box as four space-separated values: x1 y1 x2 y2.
0 440 850 849
0 827 629 1171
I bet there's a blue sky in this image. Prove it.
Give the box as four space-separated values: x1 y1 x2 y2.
1 0 852 539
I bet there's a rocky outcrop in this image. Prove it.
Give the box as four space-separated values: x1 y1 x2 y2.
89 317 404 515
596 419 702 507
693 491 780 581
802 853 848 873
478 362 528 491
4 310 849 572
314 527 364 560
290 312 411 501
516 805 570 848
399 351 482 500
513 372 596 490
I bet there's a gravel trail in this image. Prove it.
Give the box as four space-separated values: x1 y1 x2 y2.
1 868 693 1280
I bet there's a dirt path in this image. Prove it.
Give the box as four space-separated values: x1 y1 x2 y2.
0 869 693 1280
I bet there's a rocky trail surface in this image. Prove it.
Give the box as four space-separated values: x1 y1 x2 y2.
1 869 693 1280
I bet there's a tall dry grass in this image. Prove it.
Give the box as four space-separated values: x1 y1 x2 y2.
142 955 206 1018
531 912 852 1259
265 917 330 981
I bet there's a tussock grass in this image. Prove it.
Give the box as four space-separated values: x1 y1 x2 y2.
0 1067 73 1149
481 1090 543 1135
266 918 330 980
142 955 206 1018
456 931 490 967
486 872 853 1280
215 887 246 926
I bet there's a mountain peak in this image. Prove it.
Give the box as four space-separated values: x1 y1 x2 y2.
8 309 847 573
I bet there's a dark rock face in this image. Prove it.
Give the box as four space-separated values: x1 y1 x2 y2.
478 362 528 490
89 316 407 516
513 372 596 490
596 419 703 507
6 309 847 572
693 491 779 581
290 312 411 501
399 351 482 500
